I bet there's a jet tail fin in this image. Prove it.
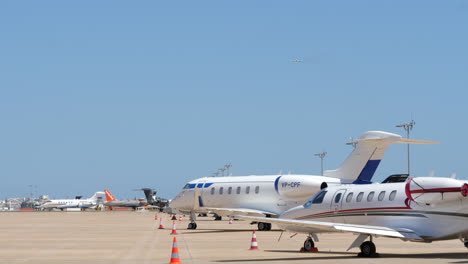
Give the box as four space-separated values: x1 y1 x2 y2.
89 191 105 202
141 188 156 203
104 189 117 202
324 131 438 184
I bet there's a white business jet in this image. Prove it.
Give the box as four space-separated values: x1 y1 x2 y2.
237 176 468 257
39 191 105 211
169 131 436 230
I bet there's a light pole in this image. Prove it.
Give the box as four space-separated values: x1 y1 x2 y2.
314 152 327 176
219 168 226 176
396 120 416 176
224 164 232 176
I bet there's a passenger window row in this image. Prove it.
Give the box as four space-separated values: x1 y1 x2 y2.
210 186 260 195
344 190 397 203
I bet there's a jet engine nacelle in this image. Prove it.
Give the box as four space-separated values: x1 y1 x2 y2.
405 177 468 204
276 175 341 199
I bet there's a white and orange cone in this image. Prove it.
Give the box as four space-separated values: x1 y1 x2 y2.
155 214 159 221
168 236 183 264
249 231 259 250
158 217 165 229
170 220 178 235
179 216 182 222
229 218 233 224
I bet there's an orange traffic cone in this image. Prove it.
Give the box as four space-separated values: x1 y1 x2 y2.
170 221 178 235
229 218 233 224
158 218 165 229
168 236 182 264
249 231 259 250
179 216 182 222
155 214 159 221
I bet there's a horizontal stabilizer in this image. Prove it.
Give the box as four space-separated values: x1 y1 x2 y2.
397 138 439 144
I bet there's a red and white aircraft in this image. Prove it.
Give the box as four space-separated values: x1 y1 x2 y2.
239 176 468 257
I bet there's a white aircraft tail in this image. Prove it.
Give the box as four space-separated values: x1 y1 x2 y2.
324 131 438 183
89 191 105 202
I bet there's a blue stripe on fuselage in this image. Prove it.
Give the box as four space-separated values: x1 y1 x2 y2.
353 160 381 184
274 176 282 193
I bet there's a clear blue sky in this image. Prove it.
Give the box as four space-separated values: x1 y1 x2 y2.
0 1 467 199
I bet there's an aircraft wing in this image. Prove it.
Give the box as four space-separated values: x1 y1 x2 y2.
235 216 422 240
203 207 278 217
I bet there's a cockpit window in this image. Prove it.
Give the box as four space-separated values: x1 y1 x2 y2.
304 190 327 208
183 184 190 189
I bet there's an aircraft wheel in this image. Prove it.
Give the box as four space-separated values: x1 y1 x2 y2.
359 241 376 257
258 222 266 231
464 241 468 248
192 223 197 229
214 216 222 221
303 237 315 252
266 223 272 231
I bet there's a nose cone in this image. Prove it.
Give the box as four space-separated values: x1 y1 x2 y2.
280 205 305 220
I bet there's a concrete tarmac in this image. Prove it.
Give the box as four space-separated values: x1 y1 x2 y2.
0 211 467 264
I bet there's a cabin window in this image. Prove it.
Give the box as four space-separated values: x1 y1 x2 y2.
389 190 397 201
183 184 190 189
246 186 250 194
367 191 375 202
211 187 215 195
228 187 232 194
334 193 342 203
356 192 364 202
378 191 386 201
255 186 260 194
236 186 241 194
346 192 353 203
219 187 224 195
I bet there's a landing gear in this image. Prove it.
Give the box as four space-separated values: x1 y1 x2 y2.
300 235 318 252
188 212 197 230
303 237 315 251
214 215 222 221
359 241 378 258
187 222 197 229
257 222 271 231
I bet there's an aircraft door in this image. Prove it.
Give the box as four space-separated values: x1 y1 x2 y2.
330 189 347 223
195 180 206 208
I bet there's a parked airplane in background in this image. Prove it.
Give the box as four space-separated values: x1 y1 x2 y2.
141 188 169 210
39 192 104 210
169 131 437 230
238 176 468 257
103 189 146 210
